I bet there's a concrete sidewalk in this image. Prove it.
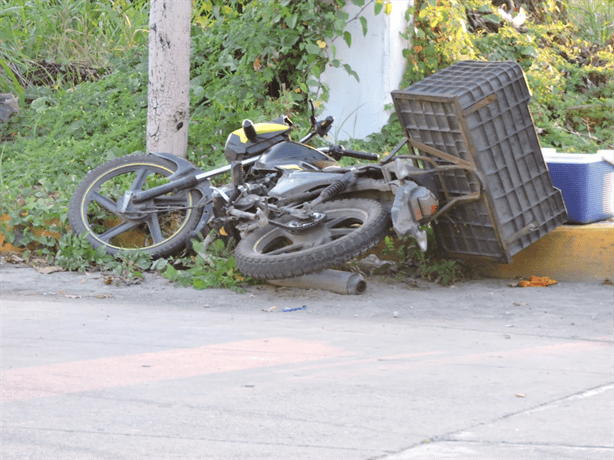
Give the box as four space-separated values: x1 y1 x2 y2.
1 264 612 459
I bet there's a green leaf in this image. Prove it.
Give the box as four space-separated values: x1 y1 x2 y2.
151 258 168 271
343 31 352 48
0 58 24 100
285 13 298 29
163 265 178 281
483 13 501 23
193 278 209 290
359 16 368 36
335 18 347 31
218 53 237 71
343 64 360 82
374 1 383 15
305 42 321 54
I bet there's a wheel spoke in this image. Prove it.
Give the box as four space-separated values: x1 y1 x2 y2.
329 228 353 237
98 221 139 243
129 167 151 192
146 214 165 244
325 214 362 229
265 241 305 255
90 191 119 214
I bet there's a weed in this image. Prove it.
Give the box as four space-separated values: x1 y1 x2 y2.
103 249 153 283
54 232 111 272
160 236 258 292
381 235 470 286
0 0 149 92
568 0 614 45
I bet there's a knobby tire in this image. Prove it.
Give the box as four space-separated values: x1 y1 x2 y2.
234 198 390 280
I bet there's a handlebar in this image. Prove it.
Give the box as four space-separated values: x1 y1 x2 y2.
341 148 379 161
319 144 379 162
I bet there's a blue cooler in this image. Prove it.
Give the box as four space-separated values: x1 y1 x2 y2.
542 149 614 224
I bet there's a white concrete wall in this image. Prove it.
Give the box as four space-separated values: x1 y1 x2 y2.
319 0 412 141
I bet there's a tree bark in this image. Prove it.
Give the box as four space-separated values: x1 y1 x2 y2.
147 0 191 158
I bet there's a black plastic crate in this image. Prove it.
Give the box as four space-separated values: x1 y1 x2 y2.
392 61 567 263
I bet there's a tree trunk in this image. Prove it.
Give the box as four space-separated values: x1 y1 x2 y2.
147 0 191 158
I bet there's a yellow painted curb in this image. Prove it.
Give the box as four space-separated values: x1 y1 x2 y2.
461 221 614 282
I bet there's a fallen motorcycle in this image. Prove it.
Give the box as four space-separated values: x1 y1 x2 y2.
69 61 568 280
68 100 446 280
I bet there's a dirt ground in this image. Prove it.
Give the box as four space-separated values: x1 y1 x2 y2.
2 258 613 330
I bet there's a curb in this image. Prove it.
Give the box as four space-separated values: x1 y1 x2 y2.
459 221 614 282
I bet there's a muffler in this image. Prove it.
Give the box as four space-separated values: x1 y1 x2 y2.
268 269 366 295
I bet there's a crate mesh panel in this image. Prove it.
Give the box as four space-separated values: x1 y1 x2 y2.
392 61 567 262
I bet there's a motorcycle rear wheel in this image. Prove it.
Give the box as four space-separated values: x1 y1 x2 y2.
234 198 390 280
68 154 202 258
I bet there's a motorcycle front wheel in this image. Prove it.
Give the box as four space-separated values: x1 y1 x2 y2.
68 154 203 258
234 198 390 280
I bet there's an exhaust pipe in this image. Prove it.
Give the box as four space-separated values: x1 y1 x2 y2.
268 269 366 295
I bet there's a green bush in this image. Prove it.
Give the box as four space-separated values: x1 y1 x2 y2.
399 0 614 153
0 0 149 95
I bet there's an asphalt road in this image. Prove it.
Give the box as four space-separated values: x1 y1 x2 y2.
1 263 613 459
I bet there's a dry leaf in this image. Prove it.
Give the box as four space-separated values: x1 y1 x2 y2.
519 276 557 287
5 254 24 264
58 291 81 299
36 266 64 275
